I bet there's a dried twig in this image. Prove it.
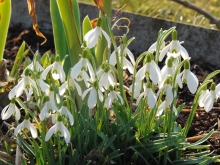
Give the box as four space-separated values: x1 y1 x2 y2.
171 0 220 29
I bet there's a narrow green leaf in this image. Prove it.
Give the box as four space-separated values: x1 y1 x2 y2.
0 0 11 61
50 0 69 73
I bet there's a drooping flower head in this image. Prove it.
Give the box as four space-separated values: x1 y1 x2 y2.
199 83 220 112
84 18 110 49
41 56 66 83
9 69 39 101
105 85 124 109
45 115 71 143
136 82 157 109
1 98 20 121
71 50 95 88
14 115 38 138
159 30 189 62
176 60 199 94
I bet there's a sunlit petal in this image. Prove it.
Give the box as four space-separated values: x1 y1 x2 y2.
186 70 198 94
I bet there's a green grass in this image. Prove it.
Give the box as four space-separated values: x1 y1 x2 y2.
79 0 220 30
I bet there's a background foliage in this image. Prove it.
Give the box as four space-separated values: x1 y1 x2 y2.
80 0 220 30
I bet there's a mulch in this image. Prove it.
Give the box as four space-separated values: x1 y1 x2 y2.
1 27 220 164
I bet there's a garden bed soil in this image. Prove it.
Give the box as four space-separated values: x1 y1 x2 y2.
1 28 220 164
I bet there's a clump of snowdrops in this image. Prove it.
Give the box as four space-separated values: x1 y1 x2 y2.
1 0 220 165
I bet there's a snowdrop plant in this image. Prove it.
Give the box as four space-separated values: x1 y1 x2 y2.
2 1 220 165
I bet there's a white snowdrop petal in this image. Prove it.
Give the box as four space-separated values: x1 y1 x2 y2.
101 29 111 48
14 122 24 136
15 79 24 98
62 124 71 143
73 80 82 96
71 60 82 79
124 58 134 74
148 42 156 52
204 95 214 112
148 89 157 108
180 45 189 59
98 89 104 102
59 81 68 95
41 65 53 80
82 88 92 100
109 50 117 66
84 28 99 48
58 67 66 83
126 48 135 65
159 43 171 61
176 72 183 88
14 105 21 121
88 88 97 109
166 85 173 104
45 124 56 141
116 92 124 104
28 121 38 138
136 92 145 105
187 70 198 94
157 101 166 116
1 105 11 120
106 92 114 109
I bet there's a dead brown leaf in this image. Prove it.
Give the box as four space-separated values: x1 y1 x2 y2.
27 0 47 45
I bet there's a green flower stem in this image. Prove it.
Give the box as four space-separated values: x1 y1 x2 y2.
183 80 213 136
95 0 112 67
0 0 11 61
104 16 128 110
58 136 62 165
41 120 50 163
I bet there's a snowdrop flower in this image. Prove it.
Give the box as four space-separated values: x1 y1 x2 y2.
82 80 104 109
159 58 175 88
109 45 135 74
71 51 95 88
41 56 66 83
98 65 115 92
159 30 189 62
135 53 161 85
199 83 220 112
84 18 110 48
45 115 70 143
157 80 173 104
39 96 58 121
105 86 124 109
136 82 157 109
1 98 20 121
156 100 177 116
59 77 82 96
198 86 209 107
176 60 198 94
8 69 38 101
58 101 74 125
14 116 38 138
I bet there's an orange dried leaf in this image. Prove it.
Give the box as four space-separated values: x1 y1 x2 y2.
27 0 47 45
94 0 103 10
90 18 98 28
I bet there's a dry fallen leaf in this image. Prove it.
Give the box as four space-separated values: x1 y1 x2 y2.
90 18 98 28
27 0 47 45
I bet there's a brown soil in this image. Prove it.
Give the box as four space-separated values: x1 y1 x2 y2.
1 27 220 164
